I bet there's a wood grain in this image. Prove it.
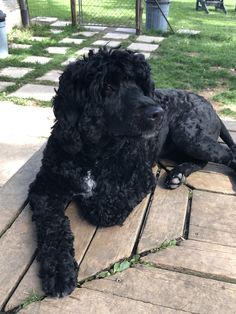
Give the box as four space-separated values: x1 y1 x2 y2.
78 194 151 281
189 190 236 247
138 170 189 253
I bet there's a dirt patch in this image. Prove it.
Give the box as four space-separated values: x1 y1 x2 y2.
230 68 236 75
210 66 224 71
185 52 200 57
198 87 225 111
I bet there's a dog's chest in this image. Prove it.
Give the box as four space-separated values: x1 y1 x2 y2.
79 170 97 198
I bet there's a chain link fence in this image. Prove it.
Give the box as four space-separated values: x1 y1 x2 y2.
27 0 71 20
27 0 137 27
78 0 136 27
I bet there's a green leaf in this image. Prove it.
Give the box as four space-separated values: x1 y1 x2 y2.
118 260 131 272
96 271 110 278
130 254 140 264
113 262 121 273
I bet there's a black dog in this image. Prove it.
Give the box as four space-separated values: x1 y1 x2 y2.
28 47 236 297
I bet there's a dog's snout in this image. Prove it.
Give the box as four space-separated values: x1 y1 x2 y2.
147 106 164 121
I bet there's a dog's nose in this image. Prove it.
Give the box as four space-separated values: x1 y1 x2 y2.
147 106 164 121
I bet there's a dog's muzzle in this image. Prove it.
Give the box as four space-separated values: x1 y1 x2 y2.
145 106 164 122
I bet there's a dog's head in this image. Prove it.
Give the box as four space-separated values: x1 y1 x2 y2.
53 48 163 153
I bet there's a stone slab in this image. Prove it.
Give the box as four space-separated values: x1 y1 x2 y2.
137 52 150 59
103 32 130 40
0 67 33 79
30 36 50 42
0 145 44 235
84 266 236 314
59 38 84 45
138 171 189 253
189 190 236 247
78 194 151 281
127 42 159 52
36 70 62 82
10 84 56 102
143 240 236 282
50 29 63 34
10 43 32 49
186 170 236 195
0 81 14 91
61 57 77 66
31 16 58 25
136 35 165 43
0 206 36 310
51 20 71 27
84 25 107 31
75 47 99 56
45 47 68 54
19 287 175 314
177 29 201 35
115 27 136 34
91 40 121 48
73 31 98 37
22 56 52 64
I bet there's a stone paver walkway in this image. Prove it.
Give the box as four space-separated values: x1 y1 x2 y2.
9 84 57 101
0 102 53 187
0 18 235 314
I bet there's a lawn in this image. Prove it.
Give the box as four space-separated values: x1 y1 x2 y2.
0 0 236 118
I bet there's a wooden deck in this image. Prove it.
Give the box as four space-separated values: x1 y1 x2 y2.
0 121 236 313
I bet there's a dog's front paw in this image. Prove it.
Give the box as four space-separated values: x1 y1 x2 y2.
165 171 186 189
40 253 79 298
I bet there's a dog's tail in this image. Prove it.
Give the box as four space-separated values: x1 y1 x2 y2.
219 119 235 148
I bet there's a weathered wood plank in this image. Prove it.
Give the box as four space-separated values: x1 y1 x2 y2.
4 260 42 312
19 285 184 314
189 190 236 247
186 170 236 195
5 201 97 311
67 202 97 265
84 266 236 314
138 170 189 253
78 194 151 281
142 240 236 283
0 205 36 310
0 145 45 237
222 120 236 132
219 130 236 143
201 162 235 175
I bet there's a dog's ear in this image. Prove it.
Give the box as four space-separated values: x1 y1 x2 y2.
52 59 106 154
52 61 86 154
53 61 83 125
133 53 155 97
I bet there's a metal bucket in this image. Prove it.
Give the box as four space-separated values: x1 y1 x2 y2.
146 0 171 32
0 11 8 59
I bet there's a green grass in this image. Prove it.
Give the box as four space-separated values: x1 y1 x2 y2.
147 0 236 118
1 0 236 118
22 291 43 308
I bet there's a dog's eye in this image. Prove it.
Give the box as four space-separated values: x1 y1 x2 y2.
106 84 116 92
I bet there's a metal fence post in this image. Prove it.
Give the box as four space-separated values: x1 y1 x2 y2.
71 0 77 26
136 0 143 35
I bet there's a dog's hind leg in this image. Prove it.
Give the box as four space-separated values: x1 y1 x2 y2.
173 133 236 171
164 127 236 189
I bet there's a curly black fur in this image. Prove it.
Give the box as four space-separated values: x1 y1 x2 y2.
28 47 236 297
